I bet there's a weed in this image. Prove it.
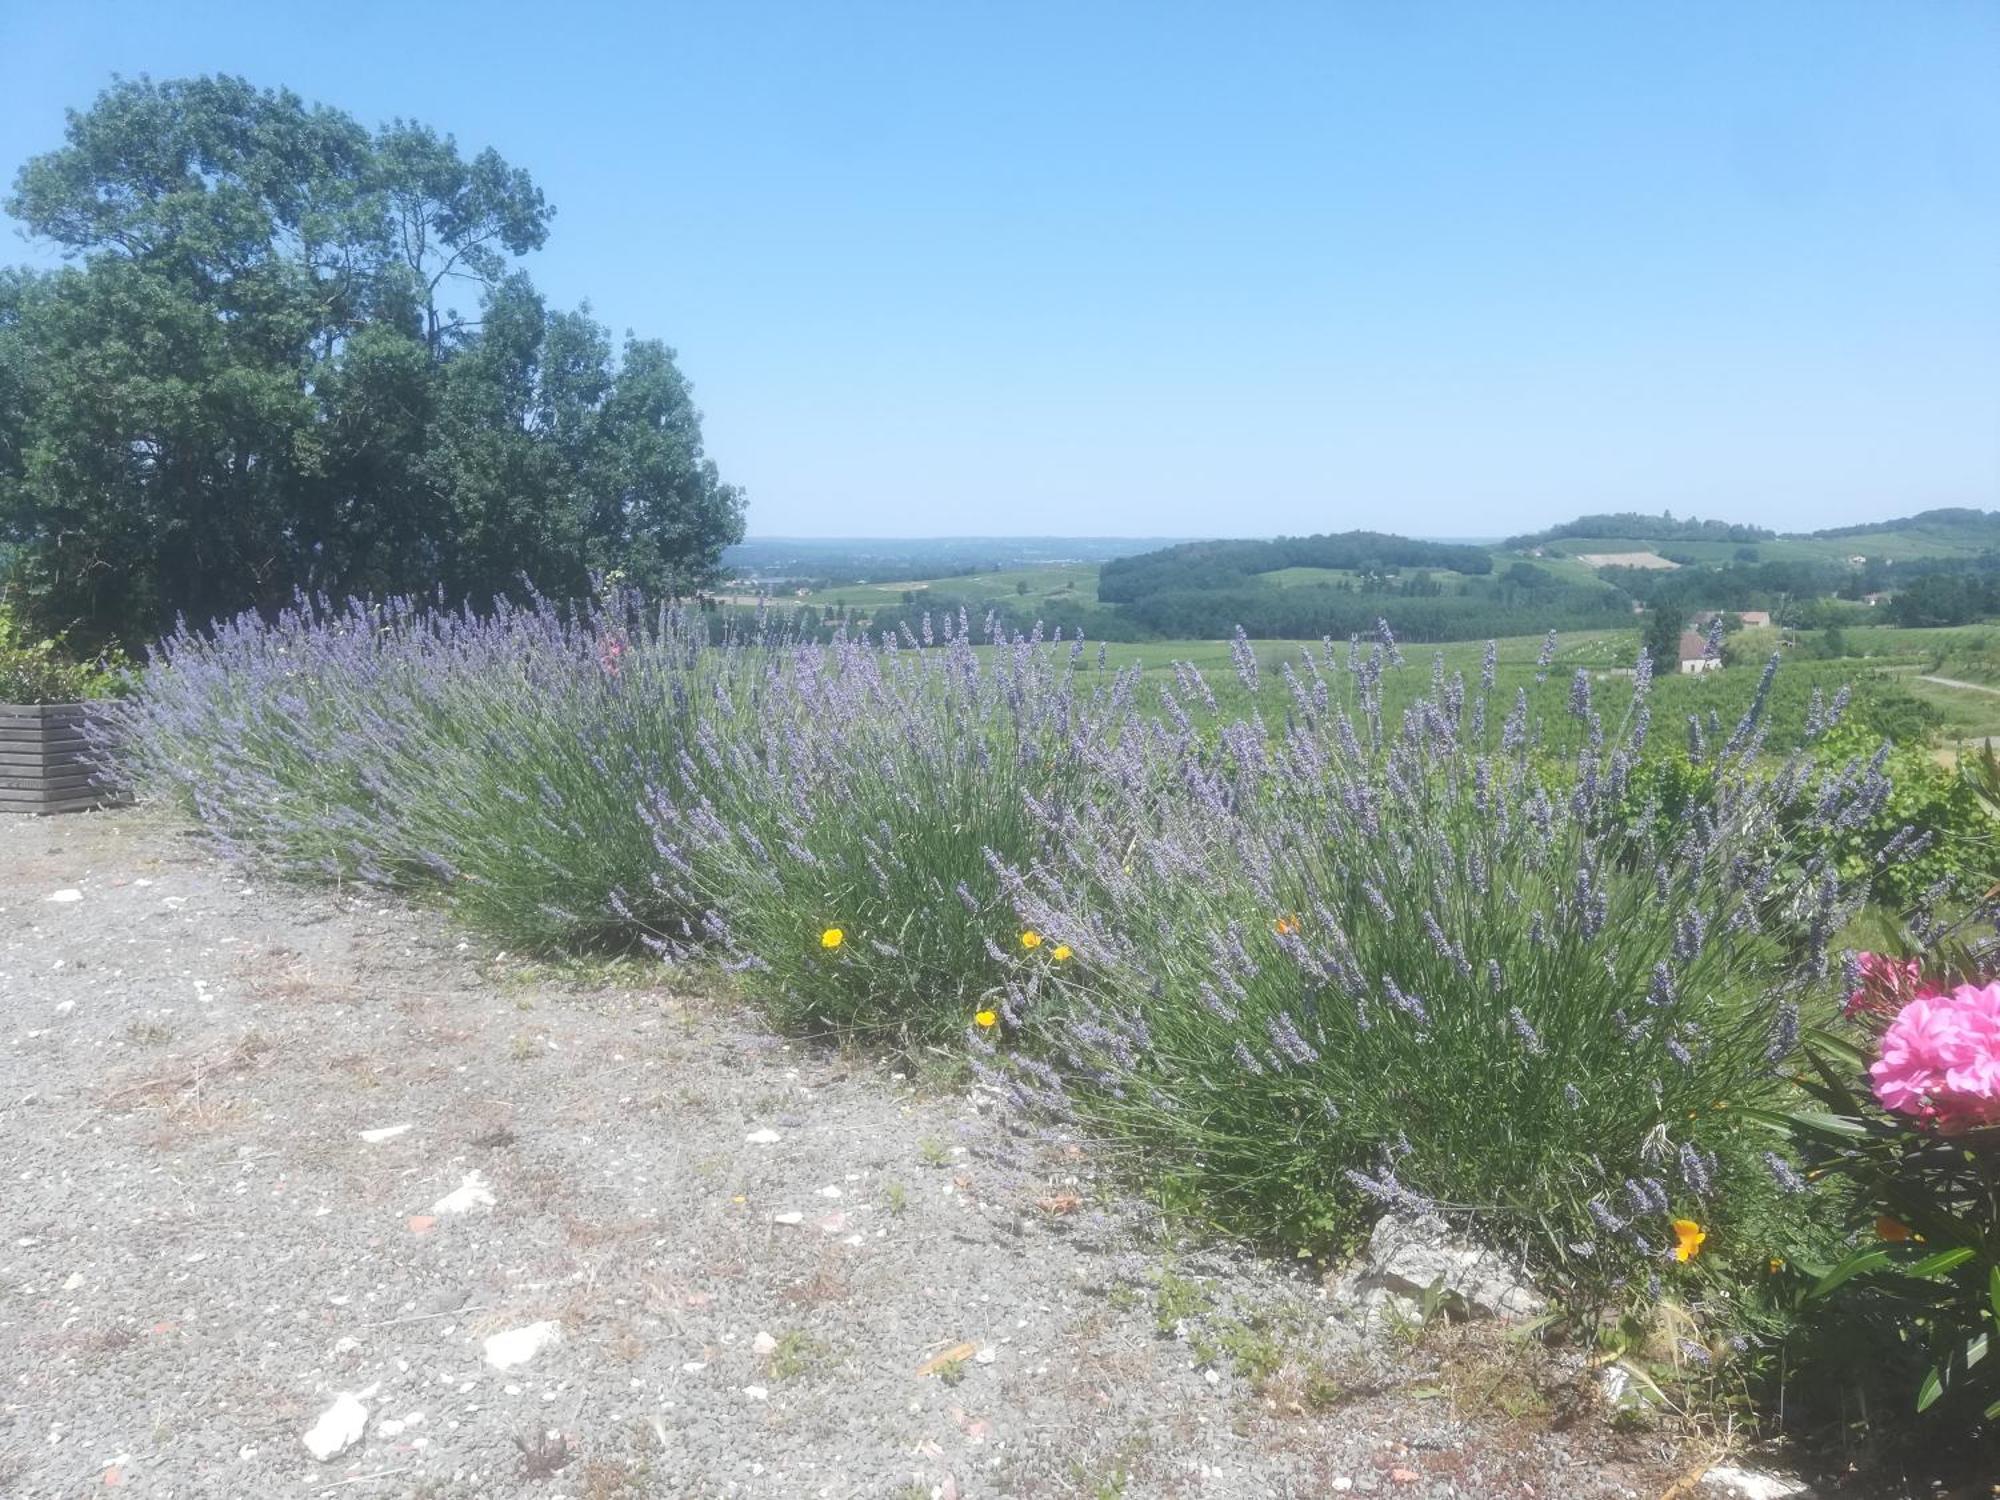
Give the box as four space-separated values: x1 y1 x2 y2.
1152 1268 1210 1336
769 1330 824 1381
513 1428 574 1478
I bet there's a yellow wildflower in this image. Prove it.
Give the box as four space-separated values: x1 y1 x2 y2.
820 927 844 951
1768 1257 1785 1274
1020 930 1042 951
1052 945 1072 962
974 1009 998 1029
1672 1218 1706 1263
1273 914 1300 937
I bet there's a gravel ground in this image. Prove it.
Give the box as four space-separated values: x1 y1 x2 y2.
2 808 1730 1498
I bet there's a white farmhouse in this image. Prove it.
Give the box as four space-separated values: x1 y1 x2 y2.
1678 631 1720 675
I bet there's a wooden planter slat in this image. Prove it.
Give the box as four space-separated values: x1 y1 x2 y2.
0 747 93 768
0 702 125 815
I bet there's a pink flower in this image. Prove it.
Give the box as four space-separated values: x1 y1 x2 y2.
1871 983 2000 1132
1845 951 1924 1021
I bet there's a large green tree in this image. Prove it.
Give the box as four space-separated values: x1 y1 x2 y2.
0 75 743 644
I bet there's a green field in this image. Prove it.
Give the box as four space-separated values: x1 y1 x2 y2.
1070 626 1941 754
1525 523 2000 572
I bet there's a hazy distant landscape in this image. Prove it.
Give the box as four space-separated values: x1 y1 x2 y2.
719 504 2000 648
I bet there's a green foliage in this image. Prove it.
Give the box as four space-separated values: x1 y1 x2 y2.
1811 723 1996 908
0 76 742 645
1642 607 1685 675
1097 532 1494 605
1504 512 1776 549
1785 1025 2000 1423
653 638 1110 1041
0 604 122 702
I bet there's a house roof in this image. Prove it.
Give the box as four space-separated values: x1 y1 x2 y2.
1678 631 1710 661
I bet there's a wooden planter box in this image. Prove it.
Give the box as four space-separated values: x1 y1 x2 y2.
0 703 124 815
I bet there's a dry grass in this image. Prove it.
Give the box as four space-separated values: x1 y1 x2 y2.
776 1250 853 1310
105 1032 271 1141
577 1457 652 1498
102 1031 271 1105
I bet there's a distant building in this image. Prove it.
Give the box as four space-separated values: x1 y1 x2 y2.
1847 555 1868 567
1863 592 1891 607
1736 610 1772 628
1691 608 1772 630
1679 631 1720 674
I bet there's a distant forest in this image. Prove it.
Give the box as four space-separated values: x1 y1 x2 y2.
834 508 2000 645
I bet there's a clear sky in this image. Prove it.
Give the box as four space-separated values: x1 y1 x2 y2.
3 2 1997 539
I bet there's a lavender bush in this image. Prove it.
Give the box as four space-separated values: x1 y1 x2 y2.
117 590 1944 1316
981 632 1900 1292
111 588 786 948
640 616 1142 1040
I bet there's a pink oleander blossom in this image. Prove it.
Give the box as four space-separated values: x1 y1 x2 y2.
1845 951 1924 1022
1871 983 2000 1132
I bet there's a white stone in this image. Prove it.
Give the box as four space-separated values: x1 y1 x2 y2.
431 1172 497 1215
301 1393 369 1461
744 1128 782 1145
44 889 82 904
62 1272 83 1291
482 1321 561 1370
771 1211 804 1226
741 1385 769 1400
1701 1465 1811 1500
1331 1212 1546 1325
360 1124 412 1144
752 1331 778 1355
817 1185 842 1199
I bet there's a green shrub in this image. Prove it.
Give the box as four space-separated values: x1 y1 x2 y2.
0 606 124 703
986 644 1894 1314
646 629 1128 1041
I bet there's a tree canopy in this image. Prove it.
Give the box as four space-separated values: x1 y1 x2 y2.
0 75 743 645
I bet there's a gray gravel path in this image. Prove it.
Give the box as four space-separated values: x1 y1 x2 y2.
1 809 1698 1498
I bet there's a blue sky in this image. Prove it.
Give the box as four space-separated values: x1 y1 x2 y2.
3 2 1996 539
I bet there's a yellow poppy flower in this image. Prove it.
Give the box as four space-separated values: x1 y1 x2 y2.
1019 930 1042 951
820 927 844 950
1052 945 1072 962
1672 1218 1706 1263
1273 914 1300 937
1768 1257 1785 1274
974 1009 998 1029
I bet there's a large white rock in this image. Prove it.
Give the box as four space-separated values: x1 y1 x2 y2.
1332 1212 1546 1326
483 1320 561 1370
1701 1464 1813 1499
301 1392 369 1461
431 1171 496 1214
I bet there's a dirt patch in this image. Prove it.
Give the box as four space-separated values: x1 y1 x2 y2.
1577 550 1680 570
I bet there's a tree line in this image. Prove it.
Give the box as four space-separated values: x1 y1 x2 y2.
0 77 743 646
1097 531 1492 604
